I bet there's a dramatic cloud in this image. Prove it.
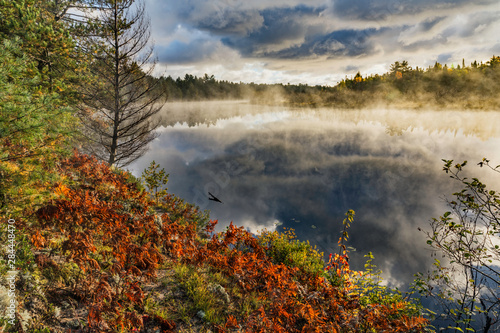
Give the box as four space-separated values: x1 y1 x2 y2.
330 0 477 21
197 8 264 35
263 28 386 59
145 0 500 84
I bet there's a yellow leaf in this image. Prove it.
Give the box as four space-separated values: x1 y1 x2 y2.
55 184 70 197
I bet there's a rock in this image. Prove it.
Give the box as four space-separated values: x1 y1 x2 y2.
68 319 81 328
196 310 206 320
154 214 163 229
208 283 230 304
60 301 71 309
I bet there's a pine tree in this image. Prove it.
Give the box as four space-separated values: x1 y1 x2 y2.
0 39 74 162
0 0 78 162
77 0 165 167
0 0 83 99
0 1 81 213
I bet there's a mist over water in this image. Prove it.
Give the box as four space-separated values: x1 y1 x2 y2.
129 101 500 287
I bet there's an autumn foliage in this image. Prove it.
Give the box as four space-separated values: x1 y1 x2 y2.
32 153 164 330
27 152 428 332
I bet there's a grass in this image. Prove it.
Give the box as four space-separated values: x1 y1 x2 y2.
173 264 227 325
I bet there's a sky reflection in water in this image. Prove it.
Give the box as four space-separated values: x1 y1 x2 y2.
129 102 500 287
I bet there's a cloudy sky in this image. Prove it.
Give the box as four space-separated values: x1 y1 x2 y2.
145 0 500 85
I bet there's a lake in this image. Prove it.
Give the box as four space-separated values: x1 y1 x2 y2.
129 101 500 287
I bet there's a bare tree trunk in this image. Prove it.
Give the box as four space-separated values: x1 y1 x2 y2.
109 0 120 166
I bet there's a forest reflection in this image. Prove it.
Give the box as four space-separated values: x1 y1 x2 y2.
132 101 500 287
155 101 500 140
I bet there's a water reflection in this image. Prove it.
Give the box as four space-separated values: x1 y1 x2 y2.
130 101 500 287
156 101 500 140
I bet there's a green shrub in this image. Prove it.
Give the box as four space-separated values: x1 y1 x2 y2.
257 228 324 278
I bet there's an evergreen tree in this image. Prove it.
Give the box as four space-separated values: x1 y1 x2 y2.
0 17 77 212
0 0 79 163
0 0 83 100
0 39 74 163
78 0 165 167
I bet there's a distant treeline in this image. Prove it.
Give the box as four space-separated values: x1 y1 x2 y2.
151 56 500 109
153 74 245 100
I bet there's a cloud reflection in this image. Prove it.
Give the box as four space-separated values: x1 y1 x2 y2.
129 102 500 286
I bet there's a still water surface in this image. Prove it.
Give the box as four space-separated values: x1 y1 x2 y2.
129 101 500 286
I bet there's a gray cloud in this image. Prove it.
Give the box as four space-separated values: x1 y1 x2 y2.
452 10 500 38
197 9 264 35
493 43 500 54
331 0 497 21
156 38 221 63
145 0 500 86
436 52 453 64
400 35 448 52
266 28 385 59
220 5 329 56
155 36 243 65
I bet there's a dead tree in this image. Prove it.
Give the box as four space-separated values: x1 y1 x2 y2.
78 0 164 167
